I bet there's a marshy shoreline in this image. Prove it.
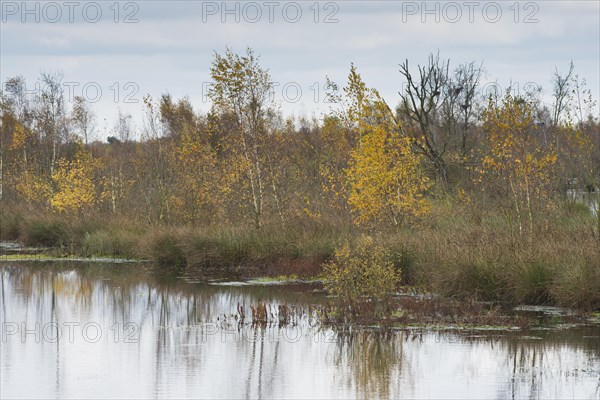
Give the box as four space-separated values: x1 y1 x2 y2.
2 199 599 313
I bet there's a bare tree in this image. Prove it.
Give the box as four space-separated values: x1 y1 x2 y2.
570 73 598 125
37 72 67 174
398 53 450 185
442 61 483 156
115 110 133 143
551 61 574 126
4 76 32 123
72 96 95 144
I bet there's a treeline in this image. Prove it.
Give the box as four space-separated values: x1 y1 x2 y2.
2 49 600 308
1 49 598 233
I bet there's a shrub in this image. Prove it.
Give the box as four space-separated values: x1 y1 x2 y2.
20 218 65 247
323 236 399 319
0 208 22 240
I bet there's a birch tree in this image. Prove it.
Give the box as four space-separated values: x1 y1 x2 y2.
209 48 276 229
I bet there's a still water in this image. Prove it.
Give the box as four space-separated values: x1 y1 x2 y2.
1 263 599 399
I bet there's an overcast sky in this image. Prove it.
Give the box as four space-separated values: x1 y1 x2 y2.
1 1 599 139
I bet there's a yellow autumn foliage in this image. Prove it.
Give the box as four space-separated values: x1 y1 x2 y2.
15 169 52 207
347 124 429 227
341 65 430 228
481 93 558 236
10 122 29 150
171 126 244 223
323 236 399 318
50 149 98 213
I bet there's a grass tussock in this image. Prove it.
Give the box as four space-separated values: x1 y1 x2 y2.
393 198 600 309
144 229 188 268
81 229 139 258
0 207 23 241
20 217 67 247
552 258 600 309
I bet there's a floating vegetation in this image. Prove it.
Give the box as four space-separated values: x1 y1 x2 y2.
248 275 300 284
0 254 145 263
0 241 47 254
248 303 296 325
211 302 323 328
211 293 600 333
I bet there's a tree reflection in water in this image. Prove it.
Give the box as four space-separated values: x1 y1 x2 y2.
1 262 598 399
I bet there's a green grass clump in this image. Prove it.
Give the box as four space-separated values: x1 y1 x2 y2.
552 259 600 309
82 229 139 258
148 231 187 268
509 261 556 305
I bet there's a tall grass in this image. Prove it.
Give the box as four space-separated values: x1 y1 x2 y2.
20 217 66 247
0 206 23 240
142 225 344 277
81 229 139 258
1 199 598 309
146 230 187 267
390 198 600 309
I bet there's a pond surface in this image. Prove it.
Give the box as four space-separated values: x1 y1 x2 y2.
1 263 599 399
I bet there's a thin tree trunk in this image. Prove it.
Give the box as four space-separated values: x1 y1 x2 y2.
524 176 534 242
509 177 523 238
267 154 285 227
434 157 449 187
51 138 57 175
241 131 262 229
